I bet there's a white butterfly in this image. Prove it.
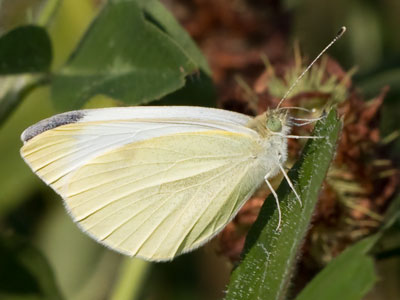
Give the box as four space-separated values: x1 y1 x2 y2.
20 105 320 261
20 27 345 261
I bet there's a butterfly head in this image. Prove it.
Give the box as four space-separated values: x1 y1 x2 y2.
266 114 282 132
265 109 289 134
248 109 290 138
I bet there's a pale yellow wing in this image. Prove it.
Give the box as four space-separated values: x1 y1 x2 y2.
67 131 266 261
22 128 266 261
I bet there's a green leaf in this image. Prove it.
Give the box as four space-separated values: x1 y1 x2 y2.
51 0 210 110
225 109 342 300
0 234 63 300
156 71 216 107
295 235 379 300
135 0 210 75
295 195 400 300
0 1 60 126
0 25 52 75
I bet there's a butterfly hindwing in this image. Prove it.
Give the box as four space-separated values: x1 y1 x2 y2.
64 131 266 260
20 107 266 261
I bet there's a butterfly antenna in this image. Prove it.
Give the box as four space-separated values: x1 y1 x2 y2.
278 106 311 112
276 26 347 109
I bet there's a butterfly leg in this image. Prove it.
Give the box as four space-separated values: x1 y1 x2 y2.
274 132 323 139
285 134 323 139
277 159 302 207
264 173 281 231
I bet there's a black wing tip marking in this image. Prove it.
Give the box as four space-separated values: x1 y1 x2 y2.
21 110 86 142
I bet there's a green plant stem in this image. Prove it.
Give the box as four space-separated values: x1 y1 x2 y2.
110 258 150 300
0 74 50 126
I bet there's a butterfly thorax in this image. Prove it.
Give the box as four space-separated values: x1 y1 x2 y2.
247 109 291 178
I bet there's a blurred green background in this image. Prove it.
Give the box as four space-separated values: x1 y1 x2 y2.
0 0 399 299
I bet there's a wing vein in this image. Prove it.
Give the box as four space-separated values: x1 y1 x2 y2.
69 154 244 206
172 163 251 256
74 158 242 221
113 160 245 251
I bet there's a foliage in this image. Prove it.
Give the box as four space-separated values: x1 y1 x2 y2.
51 0 211 110
0 25 52 75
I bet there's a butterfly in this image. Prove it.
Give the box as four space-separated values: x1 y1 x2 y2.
20 27 346 262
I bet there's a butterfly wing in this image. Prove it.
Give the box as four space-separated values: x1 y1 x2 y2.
21 106 266 261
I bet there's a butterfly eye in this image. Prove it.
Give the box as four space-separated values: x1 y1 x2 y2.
266 116 282 132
